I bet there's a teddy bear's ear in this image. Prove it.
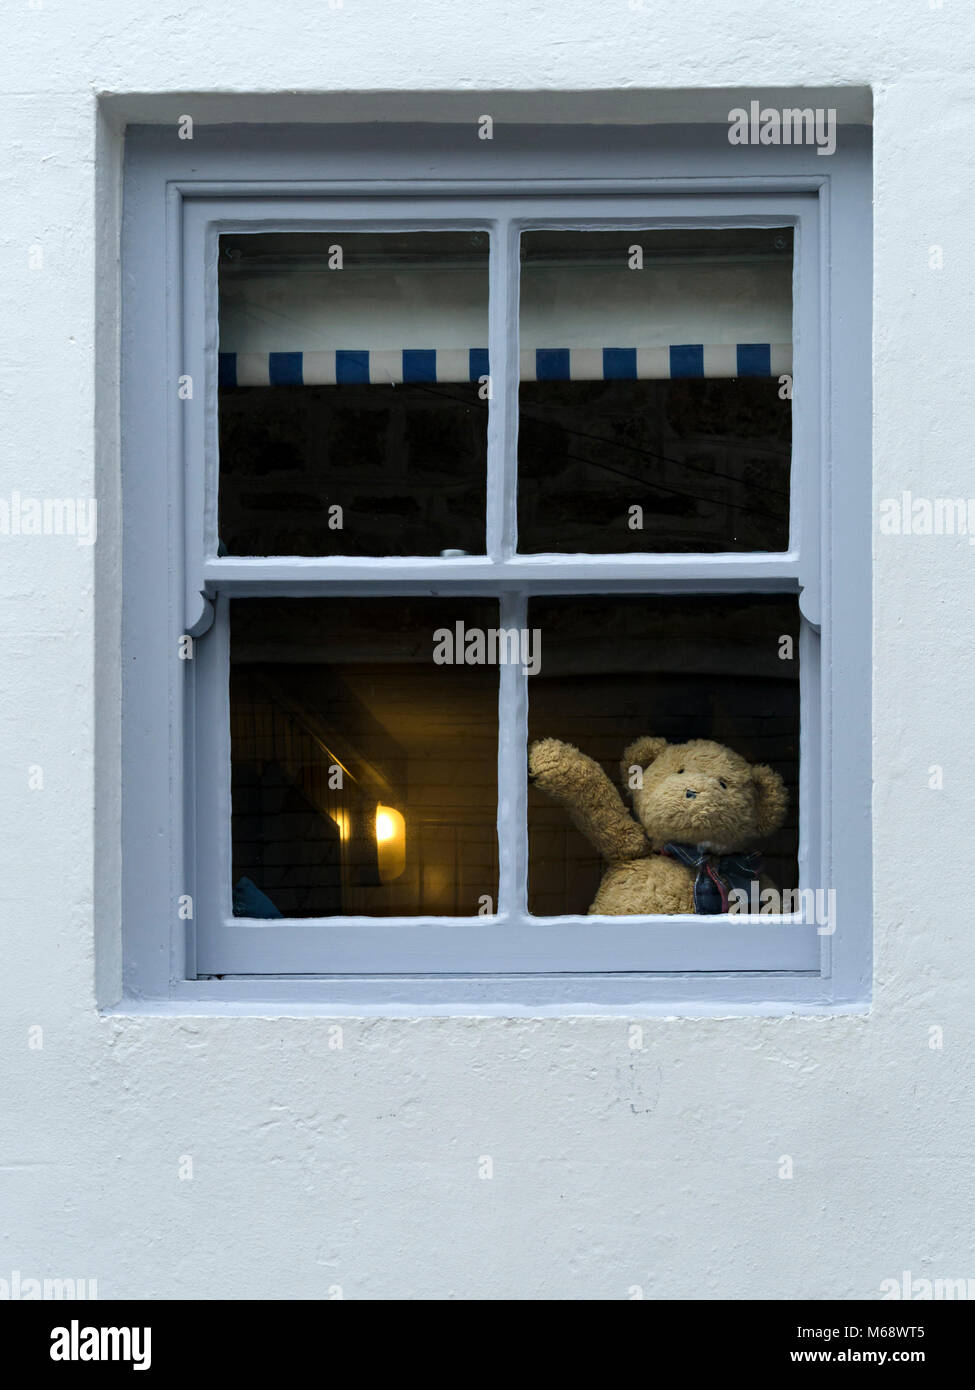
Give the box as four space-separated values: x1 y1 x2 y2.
751 763 788 836
620 736 668 787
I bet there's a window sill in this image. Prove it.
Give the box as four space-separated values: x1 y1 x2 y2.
105 975 870 1019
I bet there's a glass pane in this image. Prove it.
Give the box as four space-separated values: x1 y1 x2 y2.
230 598 499 917
527 595 799 915
218 231 489 556
518 228 792 553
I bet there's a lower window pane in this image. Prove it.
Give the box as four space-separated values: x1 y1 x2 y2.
527 594 800 916
230 597 499 917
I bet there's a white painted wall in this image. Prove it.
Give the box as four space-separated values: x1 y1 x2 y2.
1 1 972 1300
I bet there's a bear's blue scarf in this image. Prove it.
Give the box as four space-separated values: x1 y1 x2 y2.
661 843 763 914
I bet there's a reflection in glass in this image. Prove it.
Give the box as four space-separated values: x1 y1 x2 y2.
518 228 793 553
219 231 490 556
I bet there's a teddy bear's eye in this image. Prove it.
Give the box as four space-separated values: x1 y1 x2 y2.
677 768 684 775
719 779 727 789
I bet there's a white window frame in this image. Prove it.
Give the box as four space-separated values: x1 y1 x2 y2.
120 122 872 1012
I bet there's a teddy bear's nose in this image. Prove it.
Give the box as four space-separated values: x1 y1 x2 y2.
684 788 698 799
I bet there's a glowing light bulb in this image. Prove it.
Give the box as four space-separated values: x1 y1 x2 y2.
375 804 406 881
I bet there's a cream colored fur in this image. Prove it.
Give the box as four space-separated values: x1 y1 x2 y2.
528 735 787 915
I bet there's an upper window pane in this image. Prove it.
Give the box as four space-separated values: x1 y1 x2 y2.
218 231 489 556
517 228 793 554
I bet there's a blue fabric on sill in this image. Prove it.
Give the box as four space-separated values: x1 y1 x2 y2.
233 877 282 919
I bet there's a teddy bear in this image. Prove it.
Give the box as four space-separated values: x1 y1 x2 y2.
528 734 787 915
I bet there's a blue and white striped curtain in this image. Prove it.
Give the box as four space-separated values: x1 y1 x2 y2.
219 259 792 385
219 343 792 386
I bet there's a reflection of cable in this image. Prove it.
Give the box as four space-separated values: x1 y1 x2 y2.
548 448 788 525
521 401 792 498
403 379 792 501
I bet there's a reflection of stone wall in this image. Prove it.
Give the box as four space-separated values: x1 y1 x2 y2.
219 383 487 556
220 375 788 558
519 377 790 554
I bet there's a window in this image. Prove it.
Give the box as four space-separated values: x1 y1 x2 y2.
121 122 872 1009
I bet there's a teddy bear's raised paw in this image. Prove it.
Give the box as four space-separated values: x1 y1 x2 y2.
528 737 575 790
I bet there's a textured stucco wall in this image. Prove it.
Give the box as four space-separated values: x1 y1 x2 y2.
2 1 973 1299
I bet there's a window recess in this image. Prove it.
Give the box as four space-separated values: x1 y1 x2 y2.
120 123 871 1006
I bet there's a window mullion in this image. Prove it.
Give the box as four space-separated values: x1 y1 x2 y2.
486 216 519 562
497 589 529 919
